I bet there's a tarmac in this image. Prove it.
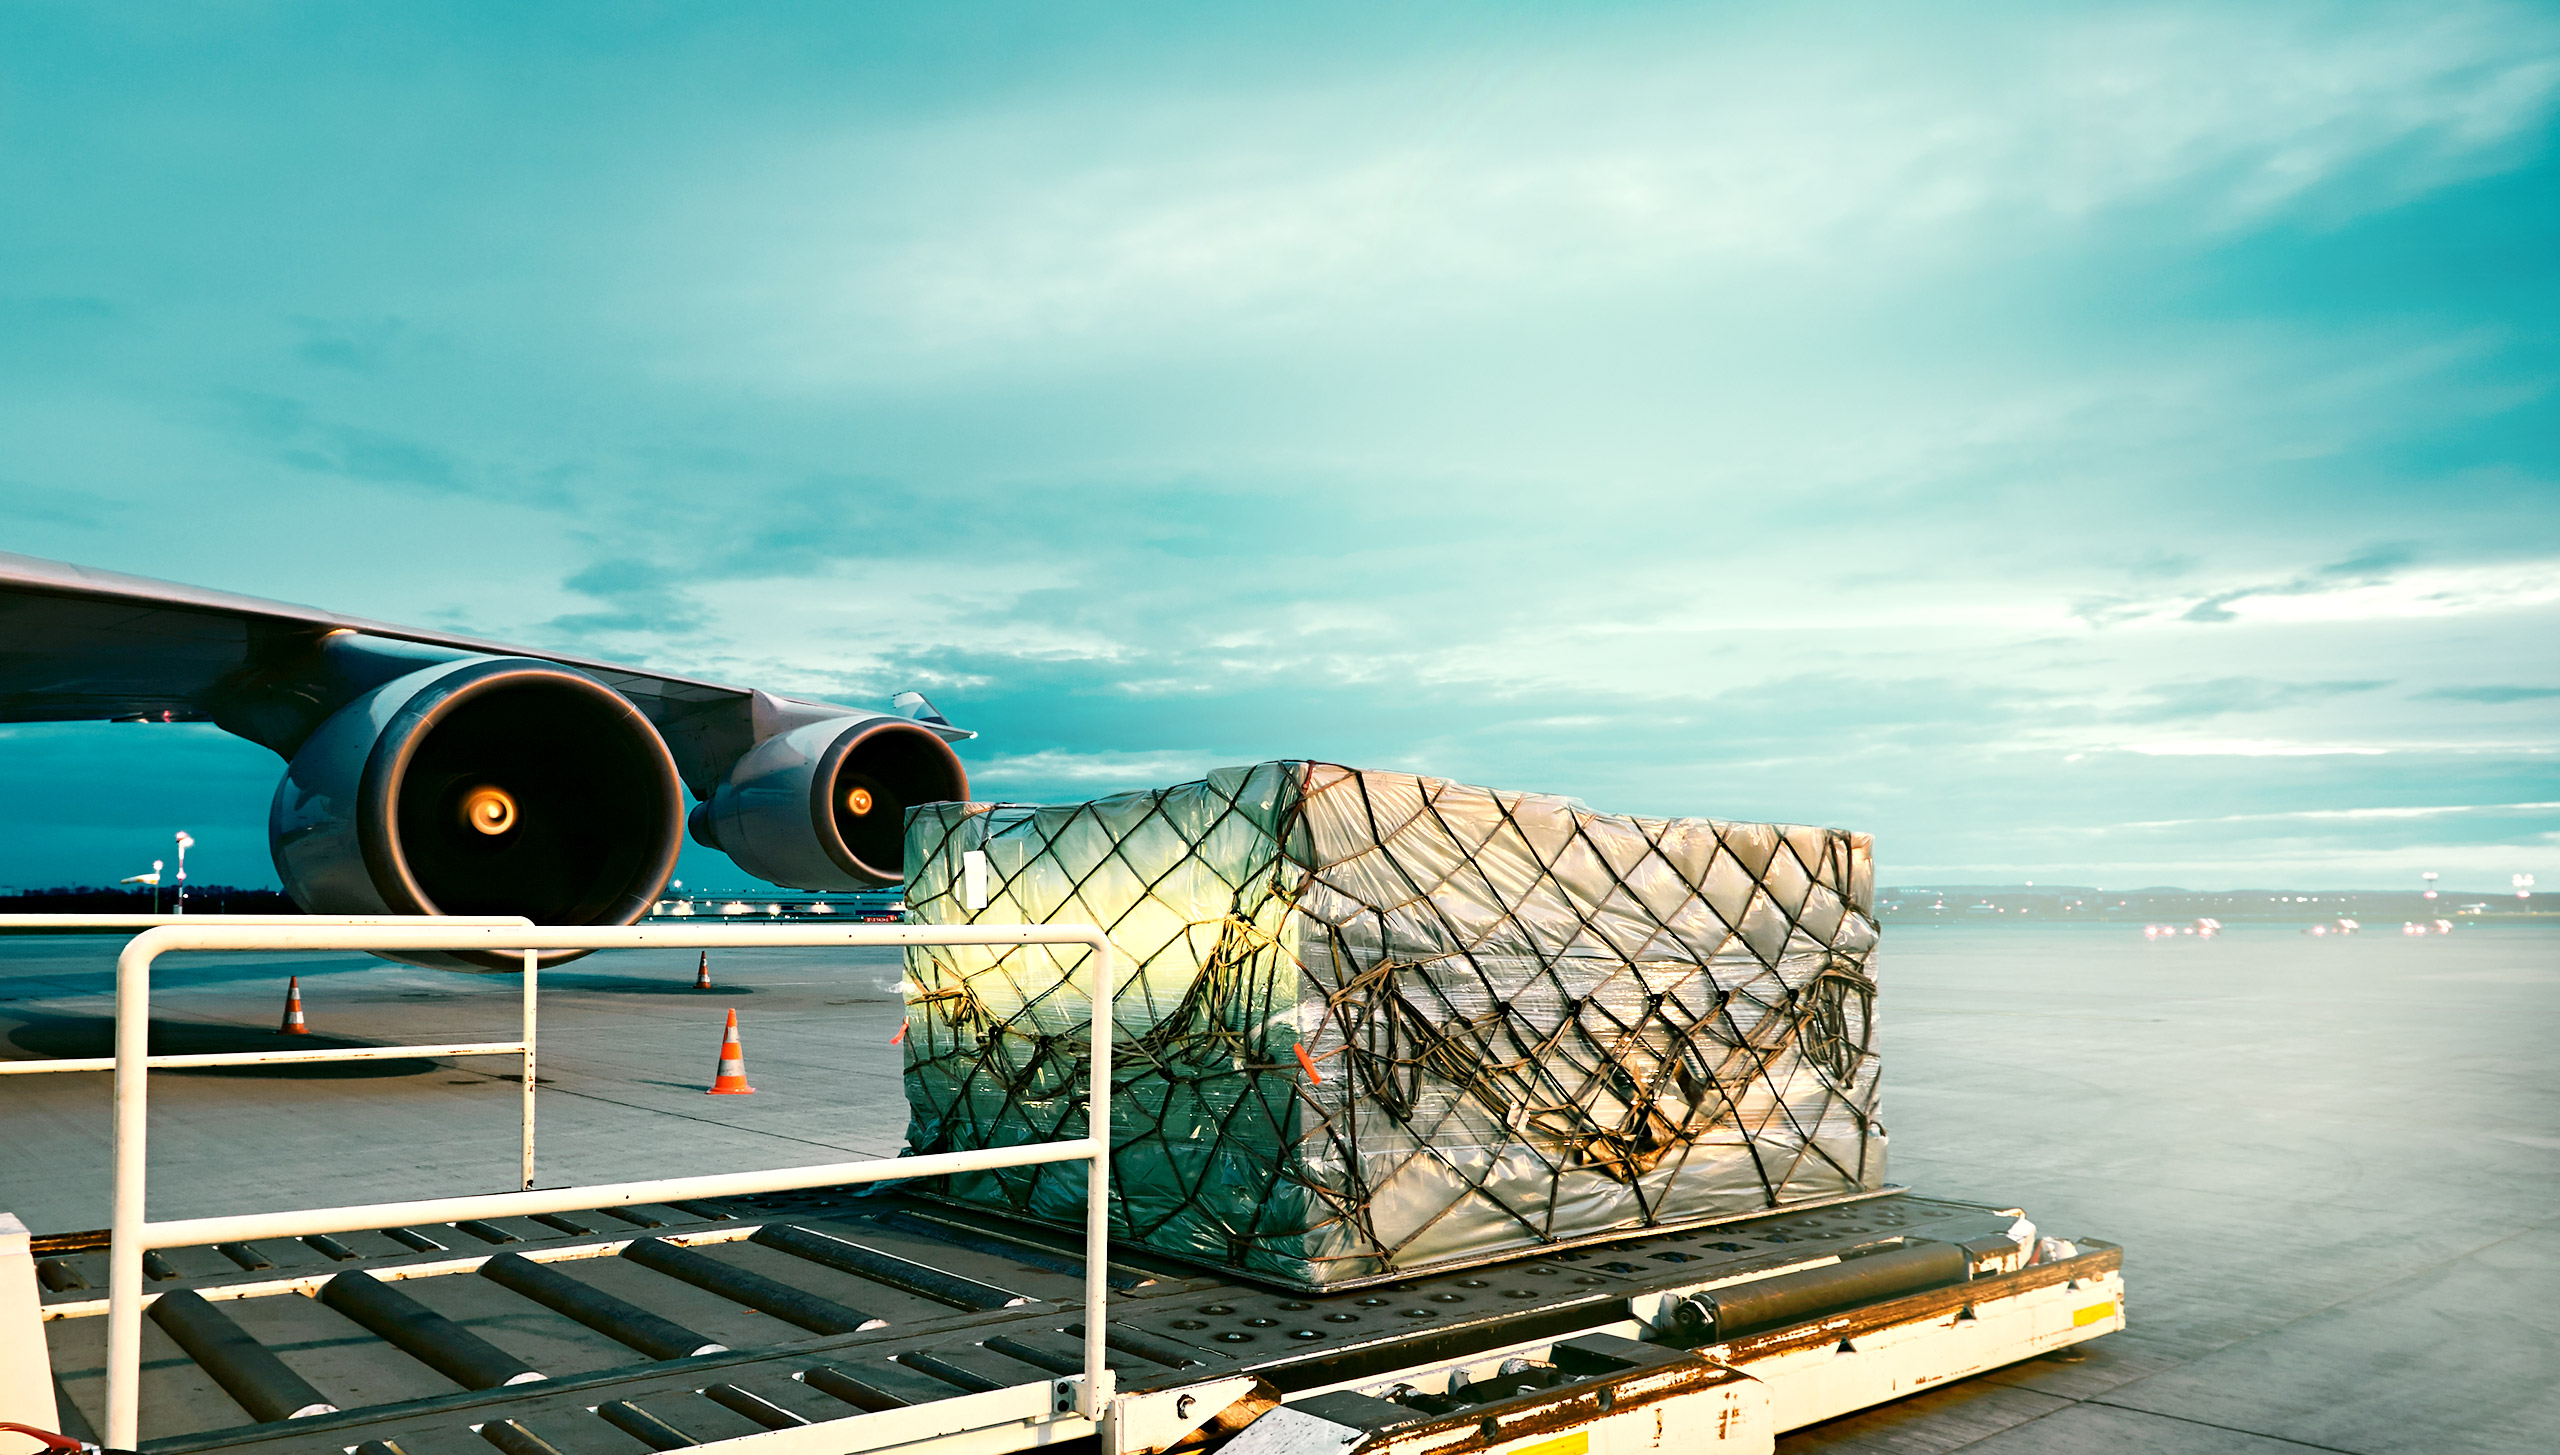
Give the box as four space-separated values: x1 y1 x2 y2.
1 918 2553 1454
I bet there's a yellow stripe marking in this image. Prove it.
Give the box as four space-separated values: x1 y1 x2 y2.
1509 1434 1589 1455
2073 1301 2118 1327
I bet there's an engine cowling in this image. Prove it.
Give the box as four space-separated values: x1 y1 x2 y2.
270 656 685 968
689 715 968 889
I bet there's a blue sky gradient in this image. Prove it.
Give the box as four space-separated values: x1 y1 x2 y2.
2 2 2554 892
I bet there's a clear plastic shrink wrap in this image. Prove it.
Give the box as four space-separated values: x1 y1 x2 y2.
900 761 1883 1291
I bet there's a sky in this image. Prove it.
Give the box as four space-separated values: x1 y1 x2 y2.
1 1 2555 894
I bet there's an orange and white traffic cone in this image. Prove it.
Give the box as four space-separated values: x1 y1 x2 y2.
279 976 309 1035
694 951 711 990
706 1008 755 1095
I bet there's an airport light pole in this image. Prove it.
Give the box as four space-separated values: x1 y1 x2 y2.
173 831 193 914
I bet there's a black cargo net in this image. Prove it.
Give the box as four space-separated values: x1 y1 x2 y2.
900 762 1881 1290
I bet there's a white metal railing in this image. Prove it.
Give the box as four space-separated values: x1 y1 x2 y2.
0 915 545 1190
98 921 1118 1453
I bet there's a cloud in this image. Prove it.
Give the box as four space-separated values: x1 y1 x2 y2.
2422 684 2560 703
550 558 712 638
225 390 555 503
2120 800 2560 829
2072 554 2560 629
2180 545 2418 622
2204 562 2560 624
669 2 2560 371
967 748 1227 795
2121 677 2391 721
2 295 115 325
285 425 466 492
0 479 113 529
2116 738 2393 757
292 315 409 372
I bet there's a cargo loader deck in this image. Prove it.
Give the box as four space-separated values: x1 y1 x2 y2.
21 1187 2124 1455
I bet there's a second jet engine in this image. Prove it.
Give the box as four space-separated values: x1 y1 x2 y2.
687 711 968 890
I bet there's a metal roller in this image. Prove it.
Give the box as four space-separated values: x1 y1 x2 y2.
475 1252 725 1360
474 1419 563 1455
750 1224 1030 1310
621 1235 886 1334
595 1401 695 1451
145 1290 337 1422
1671 1240 1971 1341
319 1270 545 1390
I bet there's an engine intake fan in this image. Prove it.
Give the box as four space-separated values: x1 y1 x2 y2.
271 657 684 969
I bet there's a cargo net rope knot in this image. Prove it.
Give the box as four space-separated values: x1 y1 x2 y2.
901 761 1882 1291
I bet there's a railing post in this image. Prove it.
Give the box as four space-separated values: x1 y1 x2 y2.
105 932 158 1453
1082 929 1115 1421
520 947 538 1191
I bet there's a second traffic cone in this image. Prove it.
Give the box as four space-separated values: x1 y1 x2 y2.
279 976 309 1035
706 1008 755 1095
694 951 711 990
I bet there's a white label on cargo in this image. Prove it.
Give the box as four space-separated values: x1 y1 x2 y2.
963 850 989 910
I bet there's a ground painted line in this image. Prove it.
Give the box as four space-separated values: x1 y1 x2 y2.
2073 1401 2373 1454
1922 1386 2348 1455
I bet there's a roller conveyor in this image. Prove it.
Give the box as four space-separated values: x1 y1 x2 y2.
18 1186 2125 1455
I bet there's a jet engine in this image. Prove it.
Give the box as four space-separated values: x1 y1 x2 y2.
688 714 968 889
270 655 685 968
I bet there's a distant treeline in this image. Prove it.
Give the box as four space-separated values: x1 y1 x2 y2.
0 885 301 914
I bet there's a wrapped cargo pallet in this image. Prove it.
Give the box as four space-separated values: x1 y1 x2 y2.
900 761 1884 1291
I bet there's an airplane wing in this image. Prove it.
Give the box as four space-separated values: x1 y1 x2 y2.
0 552 975 960
0 550 965 798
